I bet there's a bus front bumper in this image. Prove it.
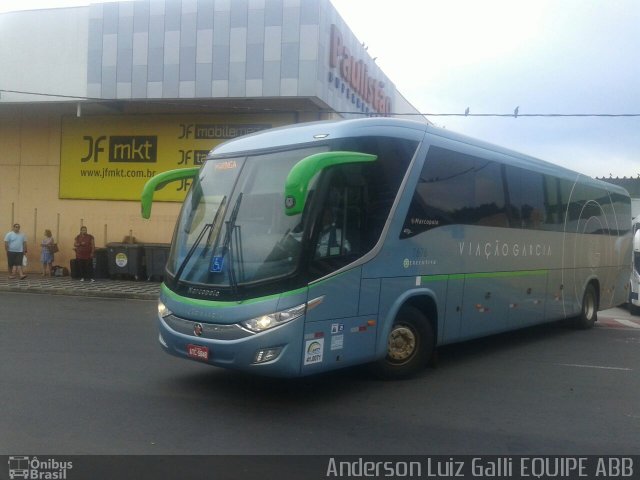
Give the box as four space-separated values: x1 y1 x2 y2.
157 313 305 377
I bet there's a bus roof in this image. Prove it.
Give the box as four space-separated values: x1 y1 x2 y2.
210 117 428 155
209 117 628 197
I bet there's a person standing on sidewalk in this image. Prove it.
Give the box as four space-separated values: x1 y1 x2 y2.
73 226 95 282
4 223 28 279
40 229 56 277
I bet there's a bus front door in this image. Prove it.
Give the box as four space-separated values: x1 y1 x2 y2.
302 267 378 374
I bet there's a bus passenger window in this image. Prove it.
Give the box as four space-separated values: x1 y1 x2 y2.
474 160 508 227
400 147 509 238
543 176 563 229
505 166 546 229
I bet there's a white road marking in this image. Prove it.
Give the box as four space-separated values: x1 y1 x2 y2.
598 317 640 329
557 363 632 371
610 318 640 328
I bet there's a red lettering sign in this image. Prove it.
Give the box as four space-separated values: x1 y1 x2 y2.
329 24 392 115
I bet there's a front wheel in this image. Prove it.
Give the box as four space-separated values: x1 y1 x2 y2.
573 283 598 329
371 305 434 379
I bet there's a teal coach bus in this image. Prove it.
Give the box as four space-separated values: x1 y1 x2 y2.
142 118 632 378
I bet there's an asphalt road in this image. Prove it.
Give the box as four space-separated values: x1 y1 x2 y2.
1 292 638 456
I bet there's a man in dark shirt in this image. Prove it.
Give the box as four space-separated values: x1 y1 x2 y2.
74 226 95 282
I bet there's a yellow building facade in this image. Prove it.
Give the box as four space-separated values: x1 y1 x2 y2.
0 0 424 272
0 104 324 270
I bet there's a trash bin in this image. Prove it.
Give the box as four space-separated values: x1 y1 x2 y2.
143 243 171 281
106 243 145 280
93 248 109 279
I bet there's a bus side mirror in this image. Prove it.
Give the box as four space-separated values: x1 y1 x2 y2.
283 151 376 216
141 167 199 219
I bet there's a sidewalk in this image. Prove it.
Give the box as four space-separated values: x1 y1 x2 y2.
0 273 160 300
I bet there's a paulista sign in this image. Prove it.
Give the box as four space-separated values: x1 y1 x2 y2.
329 24 393 116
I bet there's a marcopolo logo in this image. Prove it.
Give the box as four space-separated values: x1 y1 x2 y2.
8 456 73 479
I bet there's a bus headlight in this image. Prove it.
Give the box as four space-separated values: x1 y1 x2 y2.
242 303 306 332
158 300 173 318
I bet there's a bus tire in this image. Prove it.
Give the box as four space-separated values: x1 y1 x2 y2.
573 283 598 329
372 305 434 379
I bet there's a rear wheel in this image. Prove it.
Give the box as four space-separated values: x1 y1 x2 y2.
573 283 598 329
371 305 434 379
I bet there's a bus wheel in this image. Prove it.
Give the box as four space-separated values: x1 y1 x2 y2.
574 284 598 329
372 305 434 379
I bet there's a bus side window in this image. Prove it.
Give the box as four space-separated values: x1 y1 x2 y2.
337 136 417 248
400 147 510 238
474 160 508 228
571 183 613 235
543 175 562 229
505 166 546 229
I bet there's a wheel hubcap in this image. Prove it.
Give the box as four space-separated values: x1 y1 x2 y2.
584 294 595 320
387 325 417 363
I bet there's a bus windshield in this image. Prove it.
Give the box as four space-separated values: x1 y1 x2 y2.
167 146 327 287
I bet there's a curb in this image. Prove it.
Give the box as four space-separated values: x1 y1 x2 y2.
0 285 157 300
0 275 160 301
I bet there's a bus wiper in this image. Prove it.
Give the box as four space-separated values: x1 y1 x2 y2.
214 192 243 293
205 195 228 252
174 195 227 284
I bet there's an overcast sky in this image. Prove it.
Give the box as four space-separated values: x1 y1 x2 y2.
331 0 640 179
1 0 639 179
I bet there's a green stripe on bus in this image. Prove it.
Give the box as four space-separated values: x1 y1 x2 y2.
161 269 549 306
420 270 548 283
160 283 308 307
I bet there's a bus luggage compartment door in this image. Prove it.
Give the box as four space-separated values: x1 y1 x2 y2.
460 275 509 339
506 272 547 328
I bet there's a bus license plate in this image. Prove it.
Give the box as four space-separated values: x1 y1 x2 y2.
187 344 209 361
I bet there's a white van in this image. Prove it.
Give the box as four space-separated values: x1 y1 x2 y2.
630 215 640 315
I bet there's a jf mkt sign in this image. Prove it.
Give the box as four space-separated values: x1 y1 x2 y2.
59 114 293 201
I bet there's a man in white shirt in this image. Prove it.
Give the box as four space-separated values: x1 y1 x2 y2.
4 223 28 279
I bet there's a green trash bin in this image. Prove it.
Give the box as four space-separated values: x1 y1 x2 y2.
143 243 171 281
93 248 109 279
107 243 145 280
